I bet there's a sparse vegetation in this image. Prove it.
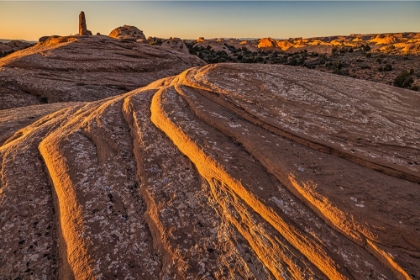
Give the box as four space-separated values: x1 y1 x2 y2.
394 70 414 88
378 64 393 72
184 39 419 90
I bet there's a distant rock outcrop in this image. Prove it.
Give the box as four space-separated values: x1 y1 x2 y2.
258 37 277 48
193 32 420 55
161 37 189 54
369 34 399 45
0 35 205 109
78 11 92 36
0 63 419 279
109 25 146 41
0 40 33 57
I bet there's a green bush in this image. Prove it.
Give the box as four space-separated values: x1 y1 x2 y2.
394 70 414 88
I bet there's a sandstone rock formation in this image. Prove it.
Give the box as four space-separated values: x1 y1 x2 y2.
0 35 205 110
161 37 189 54
78 11 92 36
1 63 419 279
109 25 146 41
193 32 420 55
258 37 277 48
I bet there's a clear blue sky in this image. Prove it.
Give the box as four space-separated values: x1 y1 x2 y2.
0 1 419 41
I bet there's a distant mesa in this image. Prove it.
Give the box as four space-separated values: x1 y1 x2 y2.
197 37 205 43
79 11 92 36
109 25 146 41
161 37 189 54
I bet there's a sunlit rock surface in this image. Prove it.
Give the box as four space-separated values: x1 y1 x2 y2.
0 35 205 110
1 63 419 279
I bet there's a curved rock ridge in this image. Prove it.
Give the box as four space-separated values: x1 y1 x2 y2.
1 63 419 279
0 35 205 110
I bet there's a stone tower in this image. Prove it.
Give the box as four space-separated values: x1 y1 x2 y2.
79 11 92 36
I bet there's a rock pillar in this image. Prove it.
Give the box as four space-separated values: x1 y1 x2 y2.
79 12 92 36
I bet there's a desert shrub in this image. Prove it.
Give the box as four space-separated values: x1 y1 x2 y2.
318 54 327 64
287 56 300 66
149 38 163 45
360 64 371 69
379 64 392 71
0 50 14 58
337 68 349 76
363 44 371 51
394 70 414 88
411 85 419 91
365 53 372 58
255 56 264 63
241 56 254 63
332 61 348 75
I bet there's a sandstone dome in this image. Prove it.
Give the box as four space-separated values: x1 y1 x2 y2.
109 25 146 40
161 37 189 54
258 37 277 48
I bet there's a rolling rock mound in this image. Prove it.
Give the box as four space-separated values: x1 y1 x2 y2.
1 63 420 279
109 25 146 41
0 35 205 110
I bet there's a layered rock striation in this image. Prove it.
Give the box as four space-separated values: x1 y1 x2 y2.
1 63 419 279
